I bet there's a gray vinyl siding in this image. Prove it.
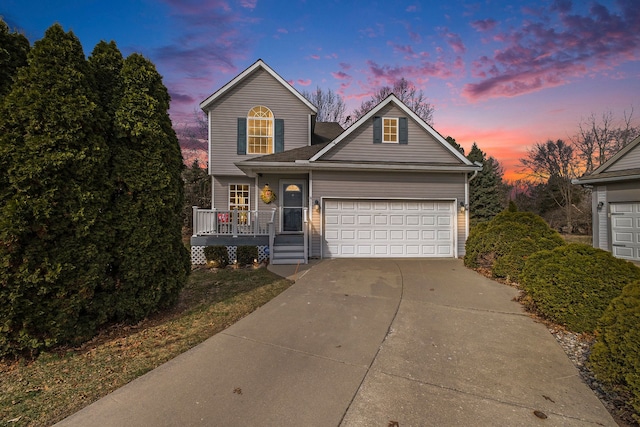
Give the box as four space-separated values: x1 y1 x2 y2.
320 104 463 164
207 68 314 176
213 176 255 211
594 186 607 250
605 144 640 172
310 207 321 258
311 170 468 256
256 174 308 234
592 181 640 252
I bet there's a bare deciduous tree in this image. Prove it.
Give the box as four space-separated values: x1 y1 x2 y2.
352 78 435 125
520 139 577 231
572 108 640 173
301 86 348 127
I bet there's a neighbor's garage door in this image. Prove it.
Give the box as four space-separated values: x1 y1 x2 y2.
611 202 640 261
323 200 454 258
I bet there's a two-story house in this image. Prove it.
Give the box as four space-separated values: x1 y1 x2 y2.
191 59 481 265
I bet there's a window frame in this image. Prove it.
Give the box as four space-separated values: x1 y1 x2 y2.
382 117 399 143
228 184 250 224
247 105 274 154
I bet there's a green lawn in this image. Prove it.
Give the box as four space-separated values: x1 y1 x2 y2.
0 267 291 427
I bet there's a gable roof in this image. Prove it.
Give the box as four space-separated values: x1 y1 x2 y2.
234 97 480 177
309 94 472 165
573 134 640 184
199 59 318 113
312 122 344 145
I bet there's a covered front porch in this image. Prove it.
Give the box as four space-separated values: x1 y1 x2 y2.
190 206 310 265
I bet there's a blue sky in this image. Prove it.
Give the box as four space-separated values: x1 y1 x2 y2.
2 0 639 179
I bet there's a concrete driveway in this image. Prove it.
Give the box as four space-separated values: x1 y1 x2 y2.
57 259 615 426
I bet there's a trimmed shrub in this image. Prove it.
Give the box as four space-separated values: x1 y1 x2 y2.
237 246 259 266
520 244 640 333
589 280 640 421
204 246 229 268
464 210 565 282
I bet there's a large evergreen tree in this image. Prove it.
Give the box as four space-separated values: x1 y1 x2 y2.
0 24 109 355
86 40 124 324
110 53 189 321
467 143 505 227
0 18 30 98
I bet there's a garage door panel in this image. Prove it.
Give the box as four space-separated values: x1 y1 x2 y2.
324 199 455 258
357 246 371 255
358 230 371 239
374 230 388 239
422 216 436 226
406 245 420 255
390 215 404 225
390 230 404 240
407 230 420 240
610 202 640 261
438 216 451 226
374 245 389 255
374 216 388 225
358 215 372 225
341 230 355 240
326 229 339 240
422 230 436 239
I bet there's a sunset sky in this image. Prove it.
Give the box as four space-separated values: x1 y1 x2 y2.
2 0 639 180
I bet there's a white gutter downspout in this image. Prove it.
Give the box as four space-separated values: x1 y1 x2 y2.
464 167 480 249
255 176 259 212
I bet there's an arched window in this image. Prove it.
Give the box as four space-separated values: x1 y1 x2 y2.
247 106 273 154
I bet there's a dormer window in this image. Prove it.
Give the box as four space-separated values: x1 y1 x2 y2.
247 106 274 154
383 118 398 143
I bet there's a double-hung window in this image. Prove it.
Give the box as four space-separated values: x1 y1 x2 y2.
247 106 274 154
383 118 398 143
229 184 250 224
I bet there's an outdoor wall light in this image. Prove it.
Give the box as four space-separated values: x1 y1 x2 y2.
313 199 320 212
597 201 604 210
459 201 467 213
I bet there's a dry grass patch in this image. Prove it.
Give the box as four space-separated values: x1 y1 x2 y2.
0 267 291 427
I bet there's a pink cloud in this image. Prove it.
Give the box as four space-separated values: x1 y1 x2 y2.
470 19 497 32
331 71 350 80
360 23 384 38
310 54 320 60
297 79 312 86
463 1 640 101
387 41 416 58
277 28 288 34
239 0 257 9
441 28 466 54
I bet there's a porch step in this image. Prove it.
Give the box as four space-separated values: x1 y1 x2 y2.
274 234 304 245
271 242 305 265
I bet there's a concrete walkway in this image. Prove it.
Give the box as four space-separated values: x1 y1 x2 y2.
57 259 615 426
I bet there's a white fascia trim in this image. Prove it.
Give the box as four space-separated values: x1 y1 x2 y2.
207 110 212 175
199 59 318 113
573 174 640 185
309 94 473 165
236 161 481 174
590 134 640 175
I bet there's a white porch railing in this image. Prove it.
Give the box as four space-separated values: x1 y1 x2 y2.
303 207 309 263
192 207 276 237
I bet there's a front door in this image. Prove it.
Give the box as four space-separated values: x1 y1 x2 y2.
281 181 304 232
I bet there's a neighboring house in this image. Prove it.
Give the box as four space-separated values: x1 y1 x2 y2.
191 59 482 265
573 134 640 262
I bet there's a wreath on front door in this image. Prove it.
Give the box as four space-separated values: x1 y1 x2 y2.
260 184 277 204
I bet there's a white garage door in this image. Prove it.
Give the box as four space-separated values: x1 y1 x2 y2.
611 202 640 261
323 199 455 258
